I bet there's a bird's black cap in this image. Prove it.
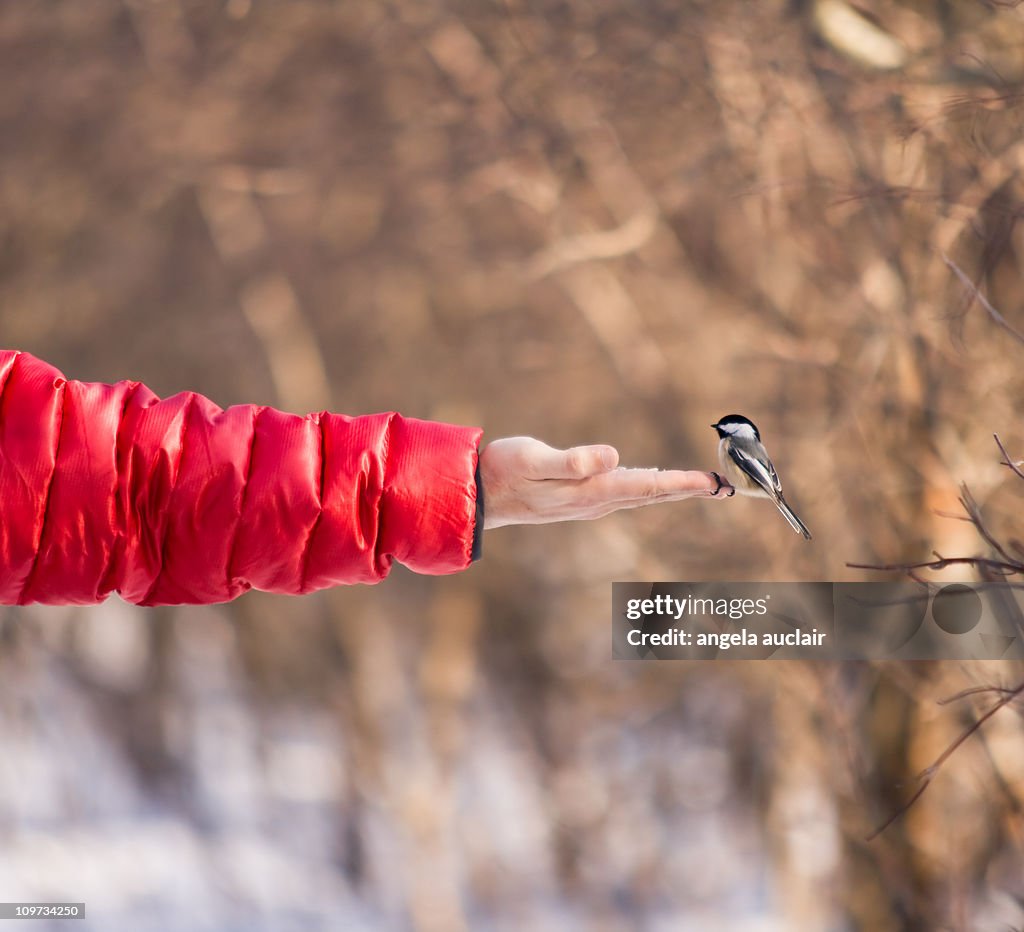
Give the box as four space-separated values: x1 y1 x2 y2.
711 414 760 441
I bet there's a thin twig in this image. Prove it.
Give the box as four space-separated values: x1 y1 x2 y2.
959 484 1015 565
921 684 1024 777
866 681 1024 840
995 433 1024 481
938 684 1022 705
940 251 1024 346
855 442 1024 841
865 779 932 842
847 555 1024 575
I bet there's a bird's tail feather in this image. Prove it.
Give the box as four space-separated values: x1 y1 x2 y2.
773 494 812 540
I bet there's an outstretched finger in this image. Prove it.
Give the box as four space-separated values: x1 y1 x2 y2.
587 468 734 500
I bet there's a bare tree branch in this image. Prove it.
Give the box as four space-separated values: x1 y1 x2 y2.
937 684 1023 705
848 479 1024 577
941 251 1024 346
847 555 1024 575
866 681 1024 841
853 454 1024 840
959 484 1016 565
995 433 1024 481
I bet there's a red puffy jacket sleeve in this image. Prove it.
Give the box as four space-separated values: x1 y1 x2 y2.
0 351 483 606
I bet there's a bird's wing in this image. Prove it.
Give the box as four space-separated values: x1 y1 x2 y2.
728 445 782 495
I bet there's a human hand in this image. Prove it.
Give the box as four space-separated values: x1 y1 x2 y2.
479 436 734 529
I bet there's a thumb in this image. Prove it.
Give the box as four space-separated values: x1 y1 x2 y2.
532 443 619 479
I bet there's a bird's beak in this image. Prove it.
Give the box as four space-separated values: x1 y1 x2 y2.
709 423 717 429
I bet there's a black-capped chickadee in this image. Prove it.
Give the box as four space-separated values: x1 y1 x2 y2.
711 414 812 540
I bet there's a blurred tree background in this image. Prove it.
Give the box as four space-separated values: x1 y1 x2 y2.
2 0 1024 928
